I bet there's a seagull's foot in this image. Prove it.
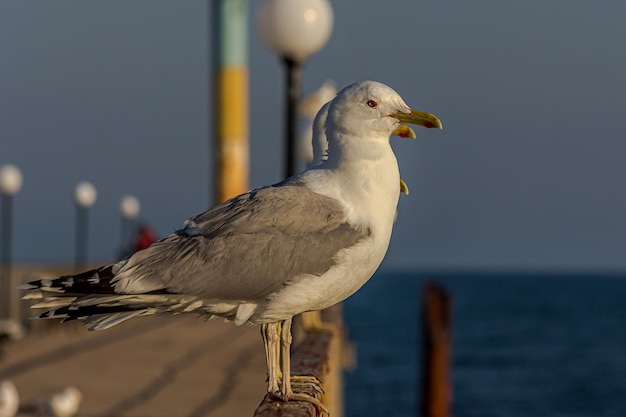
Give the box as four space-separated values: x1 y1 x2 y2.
265 377 280 394
270 390 329 416
270 373 322 394
290 375 325 394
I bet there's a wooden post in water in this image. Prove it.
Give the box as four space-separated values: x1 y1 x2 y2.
421 281 452 417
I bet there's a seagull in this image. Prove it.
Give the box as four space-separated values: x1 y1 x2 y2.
22 80 442 410
298 80 338 165
310 100 414 195
0 380 18 417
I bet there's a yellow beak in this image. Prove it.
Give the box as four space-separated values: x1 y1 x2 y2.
392 125 416 139
392 109 443 130
400 179 410 195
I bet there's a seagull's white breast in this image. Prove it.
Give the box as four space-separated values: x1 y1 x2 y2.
255 139 401 322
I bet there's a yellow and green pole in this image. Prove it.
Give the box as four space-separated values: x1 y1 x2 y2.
212 0 249 204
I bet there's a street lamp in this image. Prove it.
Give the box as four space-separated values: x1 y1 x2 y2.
74 181 97 270
0 164 23 321
119 195 140 258
256 0 334 178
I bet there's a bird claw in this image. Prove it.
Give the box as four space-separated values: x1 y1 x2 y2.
270 390 330 416
290 375 325 394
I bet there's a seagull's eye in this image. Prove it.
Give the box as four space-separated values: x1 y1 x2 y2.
366 100 378 108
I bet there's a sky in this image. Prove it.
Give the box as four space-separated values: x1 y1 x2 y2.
1 1 626 272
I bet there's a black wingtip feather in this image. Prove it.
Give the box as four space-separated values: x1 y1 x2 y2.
26 265 118 295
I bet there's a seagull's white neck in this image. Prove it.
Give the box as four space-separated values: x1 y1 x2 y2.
304 132 401 234
326 131 390 165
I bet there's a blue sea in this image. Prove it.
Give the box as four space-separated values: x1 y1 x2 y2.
343 271 626 417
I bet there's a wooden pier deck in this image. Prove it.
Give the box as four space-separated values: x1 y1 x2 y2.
0 315 268 417
0 266 346 417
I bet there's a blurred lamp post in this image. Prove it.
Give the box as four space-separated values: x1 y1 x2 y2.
119 195 140 257
256 0 334 178
74 181 97 270
0 164 23 320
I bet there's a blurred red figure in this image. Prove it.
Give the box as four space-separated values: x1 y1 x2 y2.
134 224 158 252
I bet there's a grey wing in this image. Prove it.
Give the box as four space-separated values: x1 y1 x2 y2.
112 183 368 301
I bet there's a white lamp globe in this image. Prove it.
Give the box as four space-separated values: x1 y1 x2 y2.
256 0 334 62
0 164 23 196
120 195 140 219
74 181 97 208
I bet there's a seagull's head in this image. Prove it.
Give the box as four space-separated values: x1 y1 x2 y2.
327 80 442 141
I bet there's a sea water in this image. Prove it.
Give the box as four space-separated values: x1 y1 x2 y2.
343 271 626 417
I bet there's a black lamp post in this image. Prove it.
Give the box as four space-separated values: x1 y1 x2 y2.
0 164 22 321
256 0 334 179
119 195 140 258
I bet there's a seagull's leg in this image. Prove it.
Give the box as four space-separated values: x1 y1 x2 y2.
271 322 282 388
277 317 329 415
284 316 323 393
261 322 280 393
279 317 294 397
